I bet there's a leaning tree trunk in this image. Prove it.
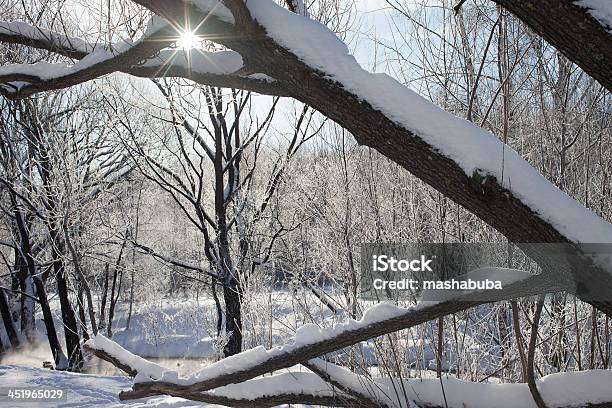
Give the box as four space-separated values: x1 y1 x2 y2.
14 245 35 341
0 288 20 348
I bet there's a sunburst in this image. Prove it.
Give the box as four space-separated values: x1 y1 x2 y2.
177 29 199 50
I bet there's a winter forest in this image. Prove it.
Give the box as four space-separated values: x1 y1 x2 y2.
0 0 611 407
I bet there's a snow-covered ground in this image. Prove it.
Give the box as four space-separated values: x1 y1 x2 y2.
109 299 217 360
0 364 305 408
4 363 612 408
0 364 215 407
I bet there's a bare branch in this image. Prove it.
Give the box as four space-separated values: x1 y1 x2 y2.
131 241 219 280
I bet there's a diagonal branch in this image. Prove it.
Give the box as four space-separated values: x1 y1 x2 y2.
131 241 219 280
84 334 369 407
119 271 559 399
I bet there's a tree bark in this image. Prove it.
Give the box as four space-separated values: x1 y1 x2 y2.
14 246 35 341
0 288 20 348
52 244 84 370
222 279 243 356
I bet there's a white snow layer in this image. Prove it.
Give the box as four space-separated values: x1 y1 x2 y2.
305 359 612 408
0 19 243 86
0 364 205 407
85 334 176 383
576 0 612 31
307 358 396 406
246 0 612 245
0 21 96 53
209 371 340 400
401 369 612 408
3 364 612 407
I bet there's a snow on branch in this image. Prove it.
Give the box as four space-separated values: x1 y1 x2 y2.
0 18 290 97
84 333 171 381
84 335 366 407
0 17 174 98
119 270 552 399
0 21 95 59
128 49 291 96
128 372 364 407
